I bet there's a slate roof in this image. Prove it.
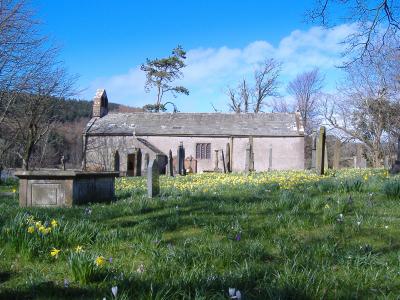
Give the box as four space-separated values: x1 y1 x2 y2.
85 112 304 137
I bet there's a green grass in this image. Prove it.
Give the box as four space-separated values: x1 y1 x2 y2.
0 169 400 299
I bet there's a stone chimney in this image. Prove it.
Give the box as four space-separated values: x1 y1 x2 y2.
92 89 108 118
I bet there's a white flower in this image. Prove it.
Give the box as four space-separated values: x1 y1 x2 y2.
111 286 118 298
385 225 389 229
357 221 361 226
229 288 236 297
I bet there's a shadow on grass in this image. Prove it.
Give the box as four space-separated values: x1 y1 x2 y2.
0 281 102 300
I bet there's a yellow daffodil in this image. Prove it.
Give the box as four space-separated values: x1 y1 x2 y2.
50 248 61 258
35 221 42 228
26 216 35 224
27 226 35 234
51 219 58 227
41 227 51 235
75 245 83 253
95 256 106 267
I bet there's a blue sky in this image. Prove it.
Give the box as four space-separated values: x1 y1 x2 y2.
35 0 352 111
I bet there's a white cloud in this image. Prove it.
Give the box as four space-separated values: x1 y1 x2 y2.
85 24 357 112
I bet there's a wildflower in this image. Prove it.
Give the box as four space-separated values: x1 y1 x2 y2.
109 257 113 263
385 225 389 229
41 227 51 235
75 245 83 253
95 256 106 267
111 286 118 298
137 263 145 274
51 219 58 227
27 226 35 234
235 233 241 241
357 221 361 226
50 248 61 258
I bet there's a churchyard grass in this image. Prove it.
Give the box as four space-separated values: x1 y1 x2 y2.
1 169 400 299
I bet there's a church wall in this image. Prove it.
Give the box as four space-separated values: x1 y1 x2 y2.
85 134 305 174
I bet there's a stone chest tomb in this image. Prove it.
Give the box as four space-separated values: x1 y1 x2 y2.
15 170 119 207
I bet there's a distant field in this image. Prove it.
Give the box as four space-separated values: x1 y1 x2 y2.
1 169 400 299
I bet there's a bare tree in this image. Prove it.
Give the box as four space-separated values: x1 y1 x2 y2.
308 0 400 63
0 0 76 171
323 46 400 167
227 79 250 113
227 59 281 113
287 68 324 134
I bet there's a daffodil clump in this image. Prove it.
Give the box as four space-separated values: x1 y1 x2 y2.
2 212 101 260
116 169 388 196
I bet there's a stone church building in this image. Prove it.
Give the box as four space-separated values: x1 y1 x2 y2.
83 89 305 175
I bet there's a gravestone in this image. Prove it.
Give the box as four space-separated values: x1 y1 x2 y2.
245 137 255 173
333 140 341 170
324 143 329 170
316 126 326 175
214 149 221 172
268 145 272 171
167 150 174 176
135 148 142 176
355 144 367 168
147 159 160 198
61 156 66 170
221 149 226 173
384 156 390 169
311 130 317 170
390 137 400 175
184 156 197 173
177 142 186 175
226 143 231 172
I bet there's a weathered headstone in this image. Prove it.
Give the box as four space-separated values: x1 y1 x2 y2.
135 148 142 176
390 137 400 175
221 149 226 173
245 137 255 173
356 144 366 168
268 145 272 171
214 149 221 171
333 140 341 170
167 150 174 176
177 142 186 175
245 142 251 173
61 156 66 170
311 130 317 170
147 159 160 198
316 126 326 175
226 143 231 172
384 156 390 169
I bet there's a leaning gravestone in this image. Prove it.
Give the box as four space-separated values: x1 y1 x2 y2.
316 126 326 175
390 137 400 175
147 159 160 198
